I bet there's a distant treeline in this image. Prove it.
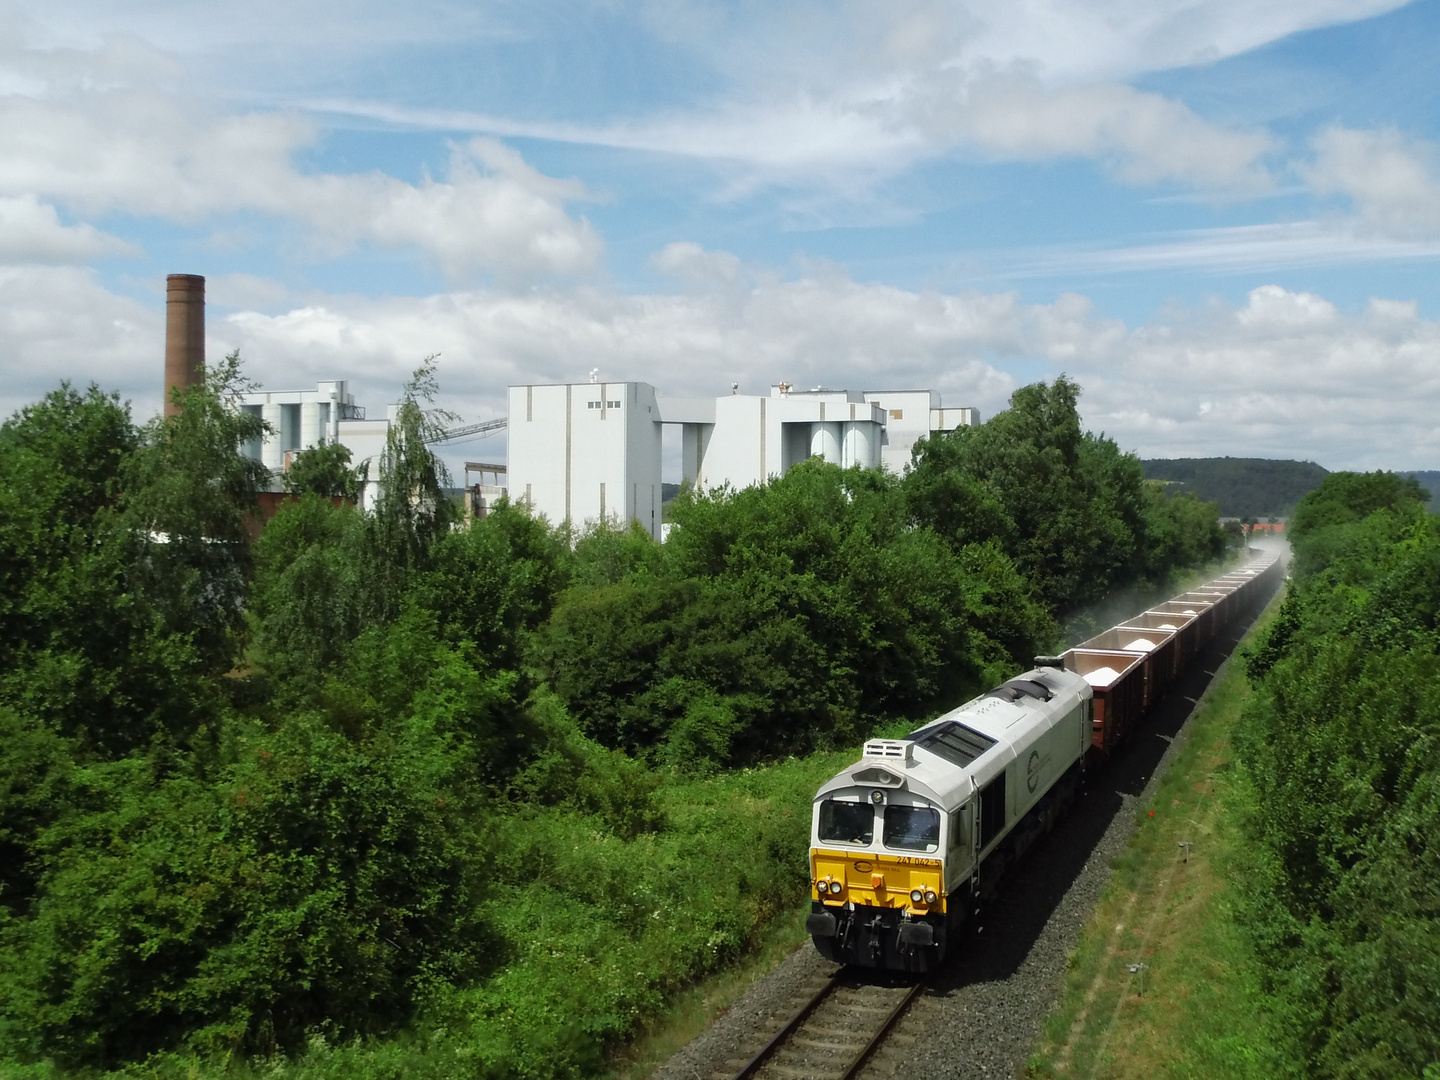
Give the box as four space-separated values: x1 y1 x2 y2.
1237 471 1439 1078
0 366 1230 1079
1401 469 1440 504
1142 456 1329 518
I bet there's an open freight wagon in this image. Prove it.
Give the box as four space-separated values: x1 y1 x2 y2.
1064 551 1282 759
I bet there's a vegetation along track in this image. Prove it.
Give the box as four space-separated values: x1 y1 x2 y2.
654 562 1285 1080
714 967 925 1080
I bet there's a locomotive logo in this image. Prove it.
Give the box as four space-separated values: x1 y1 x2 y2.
1026 749 1053 794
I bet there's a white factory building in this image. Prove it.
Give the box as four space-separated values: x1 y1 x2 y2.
235 380 392 509
507 381 979 540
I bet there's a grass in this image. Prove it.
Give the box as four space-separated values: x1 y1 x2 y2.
1028 589 1298 1080
606 905 812 1080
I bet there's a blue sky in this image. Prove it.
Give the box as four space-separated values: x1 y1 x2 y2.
1 0 1436 474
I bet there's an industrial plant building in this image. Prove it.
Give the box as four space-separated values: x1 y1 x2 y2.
233 381 392 510
161 274 978 536
507 381 979 540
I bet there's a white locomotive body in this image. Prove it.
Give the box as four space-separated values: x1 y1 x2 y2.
807 664 1092 971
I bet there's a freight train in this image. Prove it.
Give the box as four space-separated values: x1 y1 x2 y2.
806 552 1283 972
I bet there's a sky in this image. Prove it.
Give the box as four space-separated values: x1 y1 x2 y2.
1 0 1437 477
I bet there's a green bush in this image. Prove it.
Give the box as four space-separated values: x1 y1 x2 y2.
1236 474 1440 1079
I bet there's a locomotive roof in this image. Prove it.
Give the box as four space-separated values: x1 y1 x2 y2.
813 665 1091 811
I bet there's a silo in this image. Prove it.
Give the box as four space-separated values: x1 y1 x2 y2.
810 422 842 465
843 422 878 468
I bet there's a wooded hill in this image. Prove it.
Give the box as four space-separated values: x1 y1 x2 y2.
1401 469 1440 503
1141 457 1328 518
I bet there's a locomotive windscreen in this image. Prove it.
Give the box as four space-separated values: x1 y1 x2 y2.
819 800 874 844
883 806 940 852
914 721 997 767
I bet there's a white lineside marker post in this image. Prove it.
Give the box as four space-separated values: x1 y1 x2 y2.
1178 841 1193 863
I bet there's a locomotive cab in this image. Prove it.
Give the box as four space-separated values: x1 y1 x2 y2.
807 741 971 972
808 667 1092 972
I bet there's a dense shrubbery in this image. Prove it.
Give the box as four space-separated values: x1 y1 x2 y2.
0 367 1225 1077
1237 471 1440 1079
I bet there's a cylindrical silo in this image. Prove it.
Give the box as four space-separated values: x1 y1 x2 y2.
811 422 842 465
843 422 878 468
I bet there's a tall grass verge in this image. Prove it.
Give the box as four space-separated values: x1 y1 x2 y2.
1029 591 1297 1080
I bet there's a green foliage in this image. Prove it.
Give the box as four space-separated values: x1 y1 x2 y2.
1142 483 1226 578
0 370 1234 1079
1236 474 1440 1079
1142 456 1330 518
0 365 263 756
907 377 1207 616
0 710 495 1067
283 440 363 499
125 351 271 674
366 358 459 600
538 460 1003 768
251 494 371 688
1400 470 1439 505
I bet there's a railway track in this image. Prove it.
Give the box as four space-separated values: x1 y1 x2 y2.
720 968 925 1080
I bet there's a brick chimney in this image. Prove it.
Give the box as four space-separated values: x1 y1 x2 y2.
164 274 205 417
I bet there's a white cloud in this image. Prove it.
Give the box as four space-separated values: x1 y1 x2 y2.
904 66 1273 191
930 0 1406 84
1015 221 1440 277
1304 127 1440 240
3 253 1434 473
0 264 156 417
1236 285 1338 329
0 35 602 278
321 69 1274 197
0 194 137 262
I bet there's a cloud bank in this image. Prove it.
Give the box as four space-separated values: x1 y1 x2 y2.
2 257 1432 472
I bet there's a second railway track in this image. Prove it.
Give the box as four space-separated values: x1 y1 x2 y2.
724 969 925 1080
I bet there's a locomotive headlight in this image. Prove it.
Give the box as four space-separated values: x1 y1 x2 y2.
924 890 938 904
829 880 843 895
910 888 925 904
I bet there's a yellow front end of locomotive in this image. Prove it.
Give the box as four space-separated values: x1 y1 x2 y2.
810 849 945 916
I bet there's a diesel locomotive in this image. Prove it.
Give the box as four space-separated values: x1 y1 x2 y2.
806 552 1283 972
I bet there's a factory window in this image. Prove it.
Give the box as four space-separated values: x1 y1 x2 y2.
280 403 302 452
889 409 903 419
608 399 621 408
883 805 940 852
240 405 263 460
819 800 873 845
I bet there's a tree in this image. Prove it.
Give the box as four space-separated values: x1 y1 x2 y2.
365 358 459 616
282 439 362 499
905 376 1151 615
124 350 270 676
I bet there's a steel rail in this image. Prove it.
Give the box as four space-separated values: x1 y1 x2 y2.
727 970 844 1080
836 979 925 1080
726 970 925 1080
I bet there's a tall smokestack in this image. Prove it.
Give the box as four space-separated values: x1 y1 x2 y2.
164 274 205 418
